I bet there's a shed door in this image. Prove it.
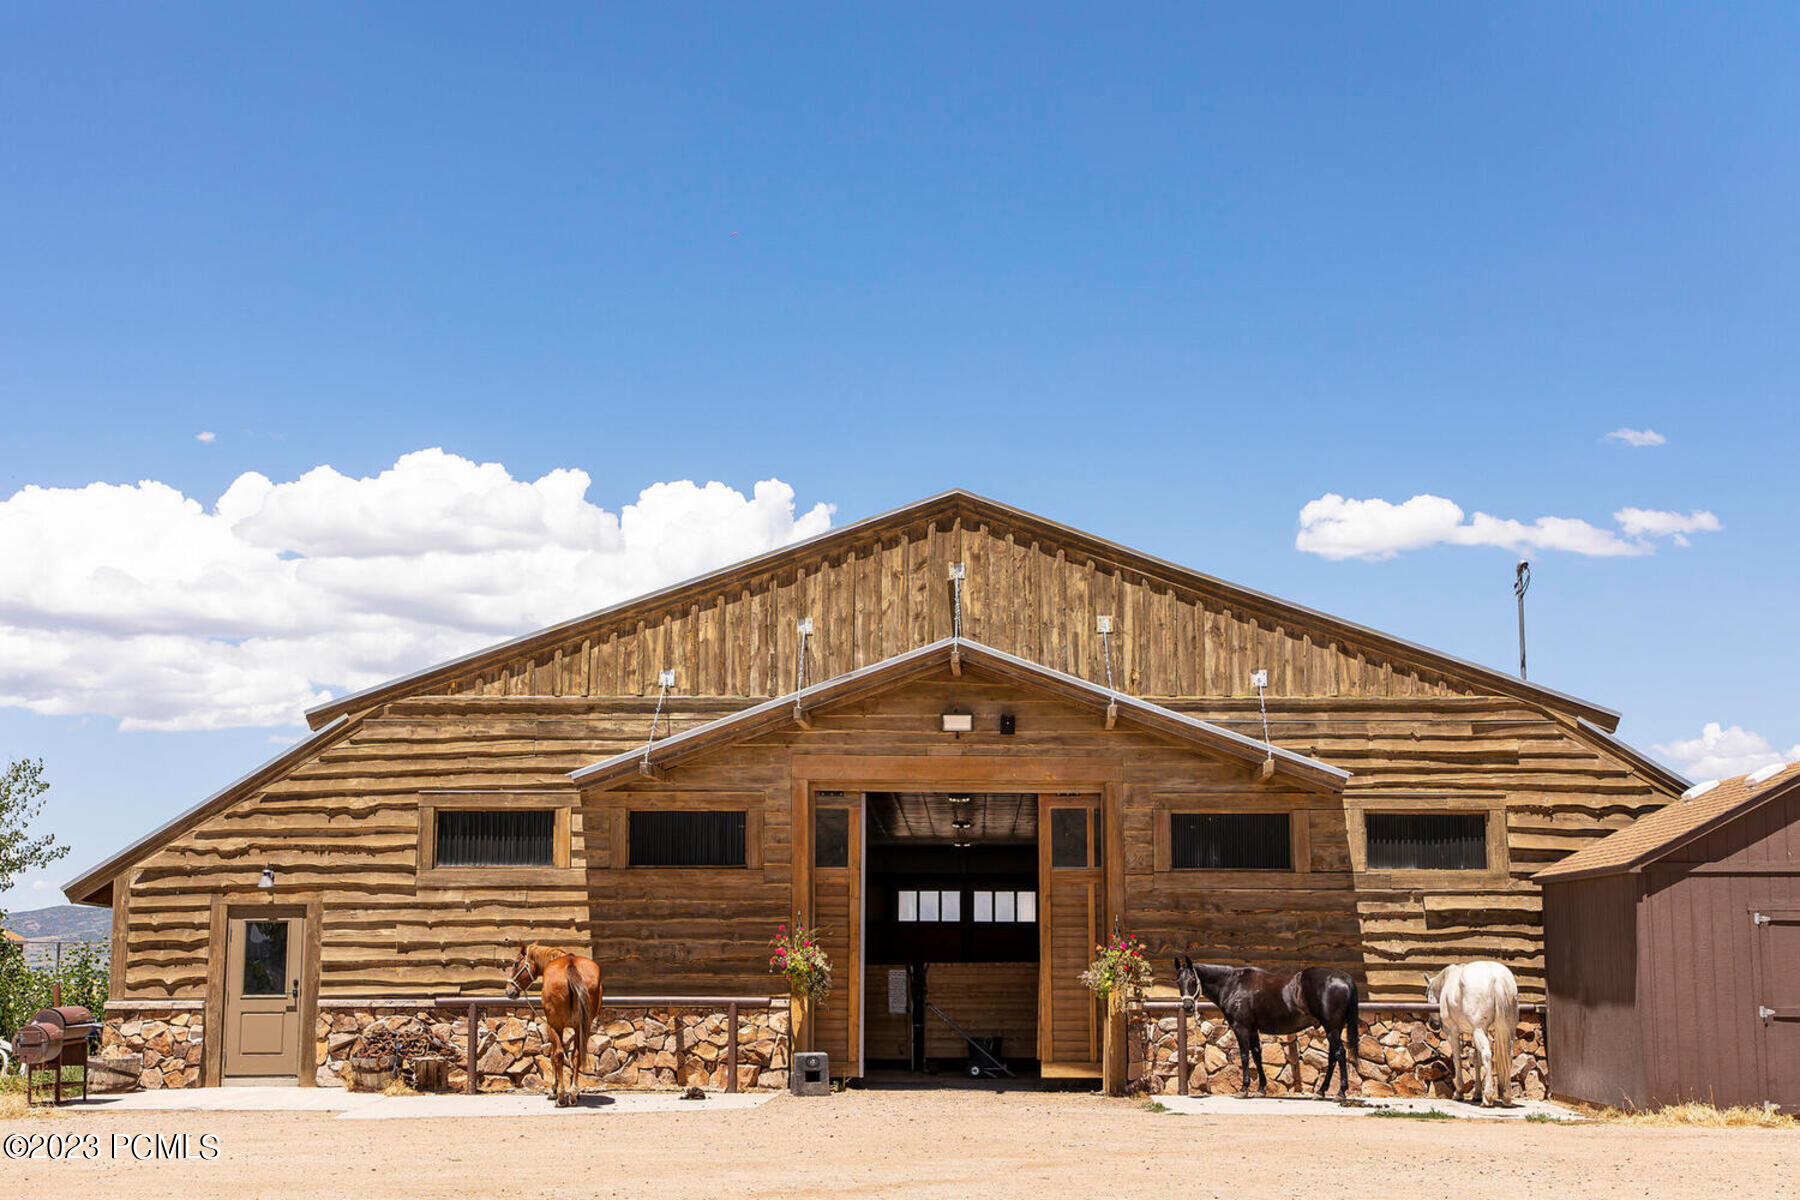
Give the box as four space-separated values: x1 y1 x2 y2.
809 795 863 1078
224 915 302 1080
1754 908 1800 1111
1039 796 1102 1071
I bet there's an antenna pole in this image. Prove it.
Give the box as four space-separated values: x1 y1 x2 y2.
1514 560 1532 681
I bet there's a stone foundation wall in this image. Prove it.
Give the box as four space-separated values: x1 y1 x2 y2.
315 1004 792 1093
100 1010 205 1089
1129 1009 1549 1100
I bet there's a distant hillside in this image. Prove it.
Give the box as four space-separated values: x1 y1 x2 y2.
2 904 110 942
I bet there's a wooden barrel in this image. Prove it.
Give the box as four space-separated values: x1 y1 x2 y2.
88 1055 144 1094
349 1055 391 1092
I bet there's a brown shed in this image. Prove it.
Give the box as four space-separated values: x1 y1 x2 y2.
1539 762 1800 1111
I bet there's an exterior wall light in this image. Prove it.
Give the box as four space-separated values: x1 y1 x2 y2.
258 865 275 890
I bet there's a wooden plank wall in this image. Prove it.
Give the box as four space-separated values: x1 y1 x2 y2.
116 681 1670 1006
441 516 1482 703
863 963 1037 1062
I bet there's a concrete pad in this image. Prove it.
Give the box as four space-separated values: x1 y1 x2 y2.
1156 1093 1581 1122
337 1090 777 1120
83 1086 378 1113
80 1085 778 1121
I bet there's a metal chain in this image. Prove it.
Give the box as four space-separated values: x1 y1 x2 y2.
795 625 810 693
952 576 963 639
644 671 672 761
1101 629 1115 693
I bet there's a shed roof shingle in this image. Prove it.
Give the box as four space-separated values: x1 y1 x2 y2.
1536 760 1800 882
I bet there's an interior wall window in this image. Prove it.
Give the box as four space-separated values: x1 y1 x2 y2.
971 890 1037 923
814 807 851 868
1365 812 1487 871
1050 809 1089 867
629 810 748 867
896 889 962 922
1171 813 1292 871
436 810 556 867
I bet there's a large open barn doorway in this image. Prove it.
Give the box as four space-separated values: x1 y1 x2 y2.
863 792 1042 1080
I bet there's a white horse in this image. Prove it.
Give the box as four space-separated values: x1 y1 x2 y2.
1424 960 1519 1107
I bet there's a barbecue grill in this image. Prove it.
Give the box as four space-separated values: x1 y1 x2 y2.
16 1004 95 1105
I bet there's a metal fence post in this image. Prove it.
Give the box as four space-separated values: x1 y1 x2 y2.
726 1002 739 1094
465 1001 479 1096
1177 1004 1189 1096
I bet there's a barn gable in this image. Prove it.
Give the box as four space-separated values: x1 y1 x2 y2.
303 489 1622 729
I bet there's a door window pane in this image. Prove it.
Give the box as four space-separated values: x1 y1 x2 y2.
898 889 918 922
1051 808 1089 867
919 890 940 922
242 921 288 997
940 890 961 922
973 891 994 922
1017 891 1037 923
815 807 851 868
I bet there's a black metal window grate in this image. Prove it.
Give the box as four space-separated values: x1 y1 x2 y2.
630 810 747 867
1171 812 1292 870
435 809 556 867
1365 812 1487 870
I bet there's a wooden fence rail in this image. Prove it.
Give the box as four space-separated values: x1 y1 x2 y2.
1137 999 1546 1096
430 995 786 1096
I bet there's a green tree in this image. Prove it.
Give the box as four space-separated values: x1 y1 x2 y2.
1 758 67 923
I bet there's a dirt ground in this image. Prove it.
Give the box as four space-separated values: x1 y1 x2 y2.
3 1088 1795 1200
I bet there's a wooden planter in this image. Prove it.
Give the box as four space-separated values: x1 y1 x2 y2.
409 1056 449 1093
348 1055 392 1093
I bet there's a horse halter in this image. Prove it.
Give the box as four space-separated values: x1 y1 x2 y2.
505 955 537 998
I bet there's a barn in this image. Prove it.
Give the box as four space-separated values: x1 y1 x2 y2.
63 489 1686 1093
1539 762 1800 1112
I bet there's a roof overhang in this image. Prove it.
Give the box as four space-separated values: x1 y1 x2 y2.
569 636 1351 794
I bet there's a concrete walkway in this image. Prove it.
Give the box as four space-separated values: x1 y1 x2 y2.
1157 1093 1581 1121
80 1086 777 1121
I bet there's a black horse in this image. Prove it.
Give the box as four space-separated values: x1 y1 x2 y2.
1175 956 1360 1100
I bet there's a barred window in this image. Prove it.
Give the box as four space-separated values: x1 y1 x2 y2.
629 810 747 867
435 810 556 867
1365 813 1487 870
1171 813 1292 870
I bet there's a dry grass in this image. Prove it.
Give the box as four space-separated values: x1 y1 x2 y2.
0 1074 63 1120
379 1077 419 1098
1577 1101 1795 1129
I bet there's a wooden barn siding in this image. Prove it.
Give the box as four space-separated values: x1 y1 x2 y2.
1638 789 1800 1108
115 700 745 1001
114 683 1666 1005
443 517 1481 703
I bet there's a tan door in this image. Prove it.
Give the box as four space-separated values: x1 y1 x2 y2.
1039 796 1102 1072
809 794 864 1078
1754 908 1800 1111
224 915 302 1080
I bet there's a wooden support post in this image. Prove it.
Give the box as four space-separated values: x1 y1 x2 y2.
1104 699 1119 731
1177 1005 1189 1096
792 703 812 730
726 1002 740 1094
639 760 666 782
465 1001 479 1095
949 645 962 676
1257 757 1276 782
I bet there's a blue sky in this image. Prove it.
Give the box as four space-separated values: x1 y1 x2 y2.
3 4 1797 910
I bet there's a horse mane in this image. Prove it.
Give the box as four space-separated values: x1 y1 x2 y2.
523 942 577 971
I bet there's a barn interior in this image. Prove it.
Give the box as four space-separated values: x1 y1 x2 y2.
863 792 1041 1079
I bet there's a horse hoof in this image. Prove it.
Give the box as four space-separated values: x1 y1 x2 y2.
1234 1090 1251 1100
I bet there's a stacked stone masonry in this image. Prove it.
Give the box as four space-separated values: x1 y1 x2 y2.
1129 1008 1549 1100
99 1011 204 1090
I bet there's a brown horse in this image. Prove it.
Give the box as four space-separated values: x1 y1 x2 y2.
1176 956 1360 1100
505 943 603 1106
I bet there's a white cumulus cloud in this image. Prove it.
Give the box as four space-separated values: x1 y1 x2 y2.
1603 428 1666 447
1651 722 1800 782
0 450 834 731
1295 494 1722 561
195 431 216 444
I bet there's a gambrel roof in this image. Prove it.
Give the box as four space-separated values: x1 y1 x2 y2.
304 488 1623 730
571 636 1351 794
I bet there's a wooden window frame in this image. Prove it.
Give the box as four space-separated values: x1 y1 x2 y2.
1345 793 1511 890
1152 794 1312 889
610 793 764 871
418 791 581 888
